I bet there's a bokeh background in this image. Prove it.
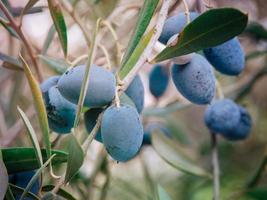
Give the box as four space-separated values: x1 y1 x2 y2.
1 0 267 199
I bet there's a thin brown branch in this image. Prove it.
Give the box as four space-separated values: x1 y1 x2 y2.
0 1 43 82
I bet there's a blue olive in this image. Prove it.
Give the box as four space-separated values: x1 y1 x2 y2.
172 54 215 104
101 104 144 162
57 64 116 108
203 38 245 75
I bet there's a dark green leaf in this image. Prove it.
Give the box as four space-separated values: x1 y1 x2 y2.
0 151 8 200
19 155 55 200
47 0 68 56
246 188 267 200
154 8 248 62
1 148 68 174
152 131 211 178
42 185 77 200
9 184 40 200
42 25 56 55
38 55 68 74
245 22 267 40
64 134 84 183
120 0 159 68
4 186 15 200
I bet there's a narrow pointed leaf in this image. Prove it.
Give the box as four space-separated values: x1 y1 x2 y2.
154 8 248 62
20 0 39 18
64 134 84 183
17 106 43 168
121 0 159 68
47 0 68 56
20 56 51 163
42 25 56 55
119 28 154 79
9 184 40 200
1 148 68 174
19 155 56 200
42 185 77 200
38 55 68 74
157 185 172 200
0 52 22 71
152 131 211 178
0 151 8 200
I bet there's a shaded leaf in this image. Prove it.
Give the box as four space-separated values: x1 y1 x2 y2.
0 52 22 71
4 186 15 200
9 184 39 200
246 188 267 200
42 185 77 200
119 28 154 79
1 148 68 174
152 131 211 178
20 56 51 163
64 134 84 183
245 22 267 40
121 0 159 68
19 155 56 200
158 185 172 200
42 25 56 55
20 0 39 18
17 106 43 168
0 151 8 200
47 0 68 56
154 8 248 62
38 55 68 74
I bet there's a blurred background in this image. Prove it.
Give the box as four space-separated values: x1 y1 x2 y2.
1 0 267 199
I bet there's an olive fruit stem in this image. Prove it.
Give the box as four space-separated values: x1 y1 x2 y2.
122 0 172 91
0 1 43 82
211 132 220 200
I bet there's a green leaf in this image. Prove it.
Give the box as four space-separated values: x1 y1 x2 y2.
246 188 267 200
9 184 40 200
4 186 15 200
42 25 56 55
245 22 267 40
42 185 77 200
20 56 51 164
17 106 43 168
20 0 39 18
0 151 8 200
19 154 56 200
157 185 172 200
119 28 154 79
0 13 19 38
47 0 68 57
1 148 68 174
88 0 118 18
154 8 248 62
120 0 159 68
152 131 211 178
38 54 68 74
64 134 84 183
0 52 23 71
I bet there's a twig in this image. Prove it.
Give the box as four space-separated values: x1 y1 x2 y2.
182 0 190 24
0 1 43 82
97 44 112 70
60 0 91 46
211 132 220 200
122 0 172 90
